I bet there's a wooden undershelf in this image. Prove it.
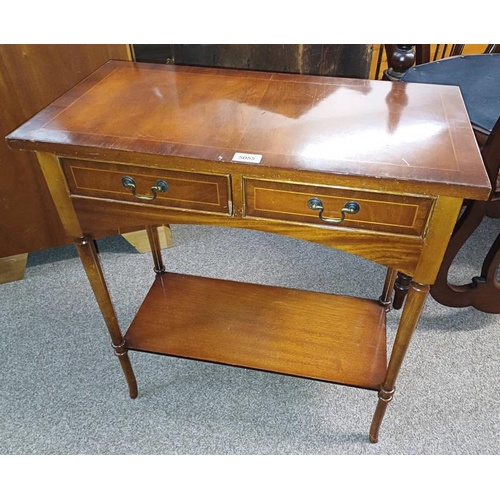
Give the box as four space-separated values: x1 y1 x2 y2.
125 273 387 390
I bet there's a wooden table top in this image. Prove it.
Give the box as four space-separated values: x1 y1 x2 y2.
7 60 490 200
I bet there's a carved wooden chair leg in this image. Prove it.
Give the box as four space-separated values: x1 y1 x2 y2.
461 230 500 313
379 267 397 311
74 235 138 398
429 200 500 312
392 272 413 310
481 230 500 282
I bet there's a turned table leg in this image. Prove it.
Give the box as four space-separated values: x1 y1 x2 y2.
74 235 138 399
370 280 429 443
379 267 398 311
145 225 166 274
392 272 413 310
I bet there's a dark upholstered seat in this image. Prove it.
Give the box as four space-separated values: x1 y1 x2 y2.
401 54 500 136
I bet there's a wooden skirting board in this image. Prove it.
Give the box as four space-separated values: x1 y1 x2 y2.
0 253 29 284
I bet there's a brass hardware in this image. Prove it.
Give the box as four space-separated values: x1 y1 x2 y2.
307 198 360 224
121 176 168 201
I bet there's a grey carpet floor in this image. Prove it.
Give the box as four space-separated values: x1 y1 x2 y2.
1 220 499 454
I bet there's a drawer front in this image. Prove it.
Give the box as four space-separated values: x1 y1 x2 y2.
61 159 231 214
244 178 434 236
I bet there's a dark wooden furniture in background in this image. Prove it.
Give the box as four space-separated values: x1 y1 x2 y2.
370 44 493 80
0 45 131 282
429 116 500 313
383 44 499 84
384 47 500 313
132 44 373 78
7 61 490 442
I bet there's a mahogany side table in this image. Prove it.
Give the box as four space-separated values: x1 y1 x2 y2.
6 61 491 442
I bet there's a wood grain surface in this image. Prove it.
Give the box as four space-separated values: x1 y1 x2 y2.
7 61 490 201
125 273 387 390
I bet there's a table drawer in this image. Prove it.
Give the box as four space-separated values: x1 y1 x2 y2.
244 178 434 236
61 159 231 214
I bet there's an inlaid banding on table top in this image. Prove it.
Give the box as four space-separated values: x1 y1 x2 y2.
34 64 465 172
6 61 491 200
41 70 458 171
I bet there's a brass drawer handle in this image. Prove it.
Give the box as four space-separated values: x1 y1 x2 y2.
307 198 360 224
121 176 168 201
